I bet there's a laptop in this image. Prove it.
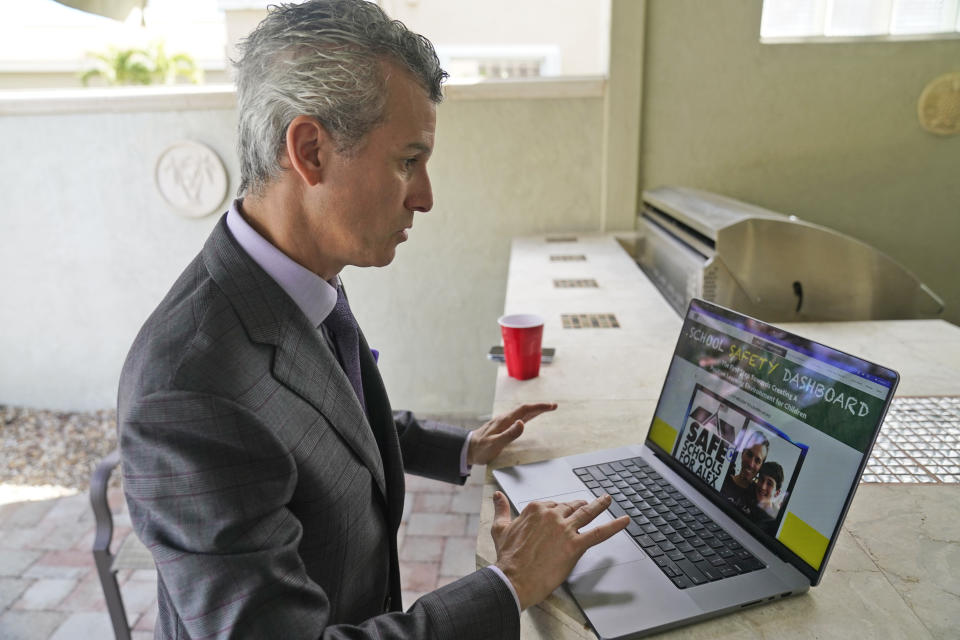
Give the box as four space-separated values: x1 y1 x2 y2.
493 298 899 638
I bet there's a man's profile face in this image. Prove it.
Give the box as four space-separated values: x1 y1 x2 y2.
313 62 437 270
740 444 766 482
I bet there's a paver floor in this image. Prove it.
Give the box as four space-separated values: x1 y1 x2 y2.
0 419 488 639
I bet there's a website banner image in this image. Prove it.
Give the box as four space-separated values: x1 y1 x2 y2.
674 322 885 455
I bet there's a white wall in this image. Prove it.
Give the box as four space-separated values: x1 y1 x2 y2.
0 98 237 410
0 81 604 413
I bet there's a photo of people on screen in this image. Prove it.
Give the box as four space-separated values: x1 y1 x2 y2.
749 462 784 535
675 387 806 539
720 430 769 511
720 430 794 536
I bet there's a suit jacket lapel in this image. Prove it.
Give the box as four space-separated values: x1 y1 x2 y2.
272 324 387 501
201 216 388 501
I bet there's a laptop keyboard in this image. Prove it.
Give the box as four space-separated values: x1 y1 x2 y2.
573 457 765 589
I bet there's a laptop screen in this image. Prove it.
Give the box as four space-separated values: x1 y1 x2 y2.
646 299 898 583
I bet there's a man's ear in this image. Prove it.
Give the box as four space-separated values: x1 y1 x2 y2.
282 115 332 187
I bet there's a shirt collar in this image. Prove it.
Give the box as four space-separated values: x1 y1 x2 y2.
225 199 338 327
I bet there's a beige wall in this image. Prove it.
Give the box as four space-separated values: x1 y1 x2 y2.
346 94 604 414
638 0 960 324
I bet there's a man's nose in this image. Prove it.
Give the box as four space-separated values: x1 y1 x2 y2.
405 170 433 213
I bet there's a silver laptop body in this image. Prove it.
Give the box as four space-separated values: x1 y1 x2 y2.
494 299 899 639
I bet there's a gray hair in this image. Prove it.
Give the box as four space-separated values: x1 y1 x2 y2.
233 0 448 195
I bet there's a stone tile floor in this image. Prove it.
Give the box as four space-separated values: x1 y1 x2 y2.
0 428 487 639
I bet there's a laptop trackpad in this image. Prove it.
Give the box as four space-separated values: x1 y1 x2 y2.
516 490 646 578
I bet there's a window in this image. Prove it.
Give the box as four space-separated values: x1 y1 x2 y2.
761 0 960 40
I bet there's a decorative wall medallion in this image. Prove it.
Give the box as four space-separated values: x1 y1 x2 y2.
155 140 229 217
918 71 960 136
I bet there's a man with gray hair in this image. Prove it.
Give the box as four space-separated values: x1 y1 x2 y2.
118 1 627 638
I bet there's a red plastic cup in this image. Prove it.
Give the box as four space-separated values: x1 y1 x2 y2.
498 313 545 380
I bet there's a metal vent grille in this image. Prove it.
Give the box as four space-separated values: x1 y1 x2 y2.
546 236 579 243
561 313 620 329
550 254 587 262
863 396 960 484
554 279 599 288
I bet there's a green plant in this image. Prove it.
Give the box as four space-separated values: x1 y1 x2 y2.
81 40 203 87
81 46 152 86
148 40 203 85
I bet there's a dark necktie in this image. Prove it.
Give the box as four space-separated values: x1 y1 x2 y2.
322 285 366 411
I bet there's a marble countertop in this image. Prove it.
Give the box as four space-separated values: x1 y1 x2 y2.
477 233 960 639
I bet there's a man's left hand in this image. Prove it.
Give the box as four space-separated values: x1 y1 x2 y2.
467 403 558 466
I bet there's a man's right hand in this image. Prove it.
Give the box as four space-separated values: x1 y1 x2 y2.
491 491 629 610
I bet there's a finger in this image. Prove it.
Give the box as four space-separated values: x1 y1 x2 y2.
472 422 523 465
490 420 524 443
578 515 630 550
499 402 548 425
492 491 513 529
484 414 519 436
568 495 613 528
557 499 588 517
491 403 554 433
519 402 558 422
521 499 557 517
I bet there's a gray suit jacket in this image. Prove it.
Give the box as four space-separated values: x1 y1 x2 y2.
119 217 519 639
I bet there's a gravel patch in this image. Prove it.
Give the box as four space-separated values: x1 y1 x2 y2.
1 407 485 492
1 406 117 490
